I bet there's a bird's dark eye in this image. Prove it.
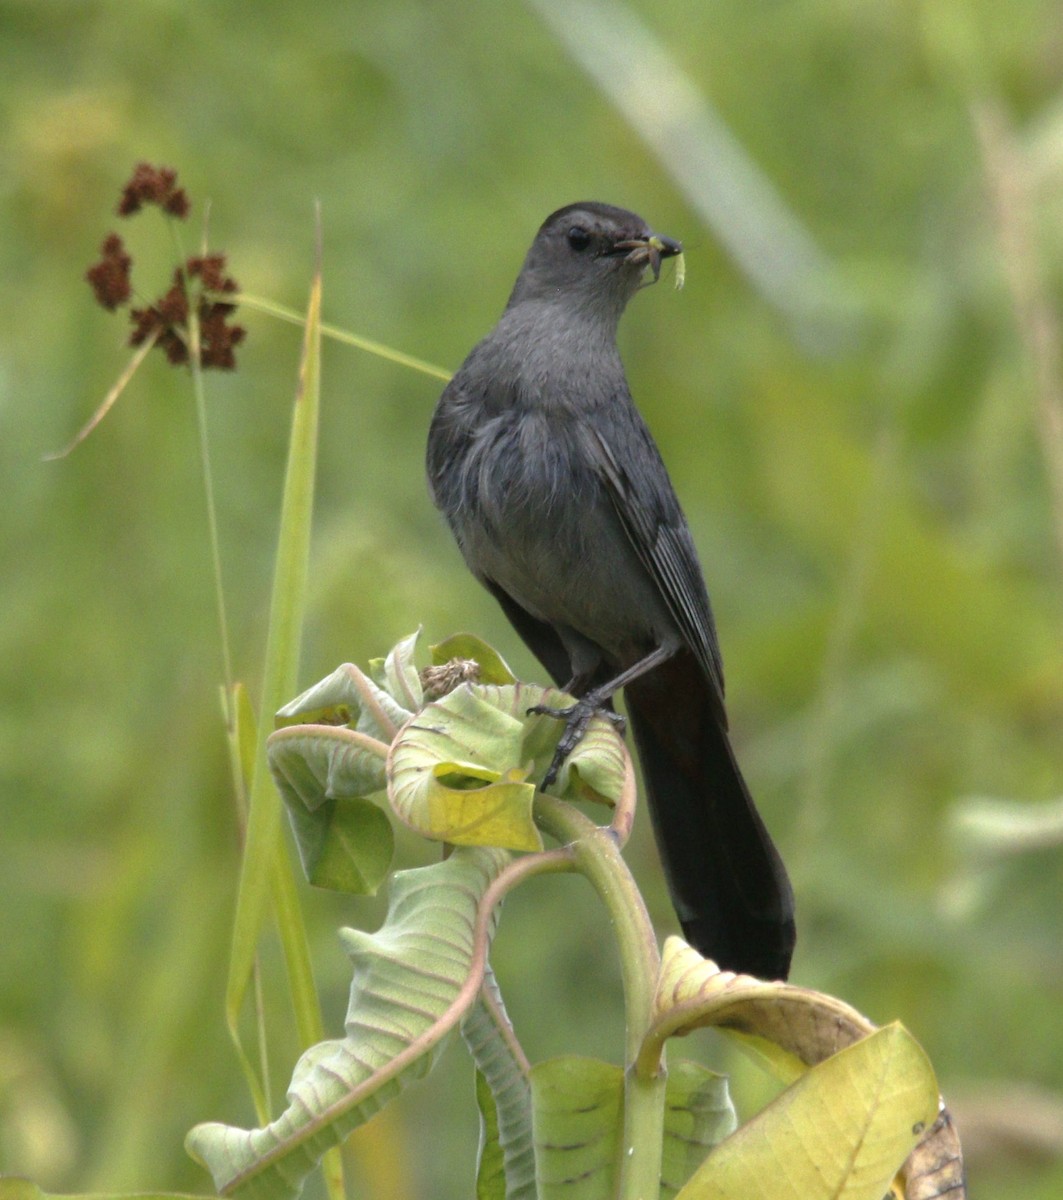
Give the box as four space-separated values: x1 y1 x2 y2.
566 226 592 252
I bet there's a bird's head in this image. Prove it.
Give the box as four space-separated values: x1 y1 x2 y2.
506 202 682 319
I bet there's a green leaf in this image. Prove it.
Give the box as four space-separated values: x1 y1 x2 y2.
187 847 510 1199
275 657 414 743
285 792 393 893
267 723 394 893
474 1068 507 1200
463 968 536 1200
379 628 425 713
431 633 518 685
529 1056 735 1200
660 1061 736 1199
551 707 629 809
269 722 390 806
388 684 542 850
531 1057 624 1200
267 637 436 894
387 682 628 851
676 1023 940 1200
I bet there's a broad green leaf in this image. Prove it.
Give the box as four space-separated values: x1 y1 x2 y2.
431 633 518 685
660 1061 736 1199
463 967 536 1200
529 1057 736 1200
474 1068 507 1200
187 847 510 1200
677 1023 939 1200
531 1057 624 1200
284 792 393 893
268 723 394 893
387 683 627 851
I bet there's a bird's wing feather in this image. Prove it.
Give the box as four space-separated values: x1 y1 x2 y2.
583 414 728 719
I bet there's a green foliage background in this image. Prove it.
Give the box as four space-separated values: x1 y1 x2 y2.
2 1 1062 1196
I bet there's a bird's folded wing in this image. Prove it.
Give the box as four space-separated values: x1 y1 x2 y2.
583 419 728 721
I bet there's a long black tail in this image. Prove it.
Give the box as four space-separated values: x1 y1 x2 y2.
626 651 795 980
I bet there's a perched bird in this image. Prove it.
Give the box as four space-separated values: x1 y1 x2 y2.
426 202 795 979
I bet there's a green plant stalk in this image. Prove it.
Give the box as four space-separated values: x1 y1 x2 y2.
534 796 666 1200
220 683 271 1121
221 262 345 1200
179 238 236 696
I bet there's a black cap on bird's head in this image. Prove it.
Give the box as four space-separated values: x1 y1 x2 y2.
506 201 682 315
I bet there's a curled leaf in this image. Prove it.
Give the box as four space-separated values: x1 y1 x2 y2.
431 632 518 685
387 683 628 851
645 936 877 1080
275 659 412 742
187 847 510 1199
389 684 541 851
902 1106 966 1200
369 628 425 714
463 967 536 1200
268 722 395 892
646 939 966 1199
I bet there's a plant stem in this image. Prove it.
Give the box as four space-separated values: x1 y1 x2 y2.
221 291 453 382
534 796 666 1199
186 304 236 696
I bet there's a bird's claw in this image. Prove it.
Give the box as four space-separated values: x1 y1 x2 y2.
527 696 626 789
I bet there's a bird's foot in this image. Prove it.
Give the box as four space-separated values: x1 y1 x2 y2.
527 694 626 789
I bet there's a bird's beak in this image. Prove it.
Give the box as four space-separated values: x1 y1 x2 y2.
611 233 683 284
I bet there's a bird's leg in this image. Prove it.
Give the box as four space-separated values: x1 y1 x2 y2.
530 694 626 788
529 644 676 788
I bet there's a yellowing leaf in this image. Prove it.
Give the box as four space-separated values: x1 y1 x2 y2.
676 1023 939 1200
428 765 541 851
644 937 877 1081
389 684 542 851
647 940 964 1200
387 682 630 851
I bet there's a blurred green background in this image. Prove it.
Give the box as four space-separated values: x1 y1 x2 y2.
2 0 1062 1196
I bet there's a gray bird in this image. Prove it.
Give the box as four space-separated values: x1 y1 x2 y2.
426 201 795 979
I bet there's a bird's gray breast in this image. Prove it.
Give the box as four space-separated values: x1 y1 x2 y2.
453 402 675 663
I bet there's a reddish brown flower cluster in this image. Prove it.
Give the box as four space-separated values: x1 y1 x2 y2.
85 163 245 370
128 255 245 368
117 162 190 218
86 233 132 310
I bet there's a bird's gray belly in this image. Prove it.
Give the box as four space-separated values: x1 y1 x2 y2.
455 412 677 666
